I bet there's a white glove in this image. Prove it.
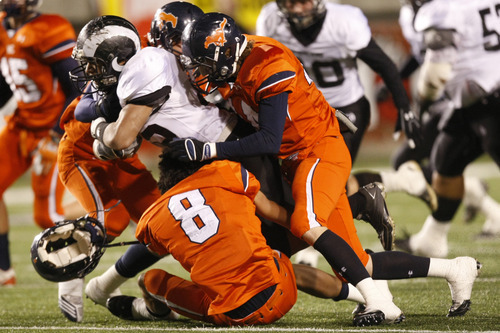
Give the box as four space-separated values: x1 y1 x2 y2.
90 117 109 141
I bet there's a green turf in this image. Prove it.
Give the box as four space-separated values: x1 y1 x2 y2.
1 168 499 332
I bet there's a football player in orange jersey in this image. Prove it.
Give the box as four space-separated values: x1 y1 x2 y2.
0 0 82 286
171 12 482 325
110 152 299 326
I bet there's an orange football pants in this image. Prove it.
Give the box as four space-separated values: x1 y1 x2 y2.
57 133 160 238
283 135 369 269
142 250 297 326
0 125 64 229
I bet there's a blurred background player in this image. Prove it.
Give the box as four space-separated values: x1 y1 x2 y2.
395 0 500 257
256 0 434 265
380 0 500 241
0 0 82 286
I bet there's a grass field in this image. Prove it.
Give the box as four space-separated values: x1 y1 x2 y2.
1 157 499 333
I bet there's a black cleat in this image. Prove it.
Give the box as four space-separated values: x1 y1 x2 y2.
447 300 471 317
106 296 136 320
353 310 385 327
357 182 395 251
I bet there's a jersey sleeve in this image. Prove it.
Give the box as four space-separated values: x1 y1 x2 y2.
243 45 297 102
34 15 77 64
414 0 457 32
117 47 174 107
255 2 279 37
334 5 371 51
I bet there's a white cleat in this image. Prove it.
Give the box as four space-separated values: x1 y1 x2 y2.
479 218 500 238
446 256 482 317
85 277 122 307
408 232 448 258
353 299 405 326
395 161 437 211
294 246 320 268
58 278 84 322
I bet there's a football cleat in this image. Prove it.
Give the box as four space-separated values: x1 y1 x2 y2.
293 246 320 267
58 278 84 322
446 257 481 317
106 296 179 321
357 182 395 251
353 301 405 326
395 161 438 211
85 276 122 307
0 268 16 287
59 295 83 322
396 216 450 258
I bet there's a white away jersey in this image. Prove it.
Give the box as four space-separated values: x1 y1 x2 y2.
256 1 371 107
117 47 235 147
414 0 500 108
399 4 425 64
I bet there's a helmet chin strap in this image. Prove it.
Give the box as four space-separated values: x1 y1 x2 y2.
231 36 247 77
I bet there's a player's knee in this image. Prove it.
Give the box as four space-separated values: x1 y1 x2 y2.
33 212 55 229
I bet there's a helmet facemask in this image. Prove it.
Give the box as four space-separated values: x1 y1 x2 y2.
0 0 41 19
276 0 326 31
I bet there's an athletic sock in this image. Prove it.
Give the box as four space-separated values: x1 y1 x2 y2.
115 243 161 278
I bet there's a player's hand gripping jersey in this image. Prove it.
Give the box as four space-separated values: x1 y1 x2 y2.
0 13 76 130
136 160 294 316
116 47 236 147
256 2 370 108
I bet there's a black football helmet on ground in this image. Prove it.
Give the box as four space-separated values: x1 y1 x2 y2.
148 1 204 56
276 0 326 31
181 12 247 94
31 216 107 283
69 15 141 94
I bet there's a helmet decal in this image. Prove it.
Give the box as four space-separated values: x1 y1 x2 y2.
204 17 227 49
159 12 178 30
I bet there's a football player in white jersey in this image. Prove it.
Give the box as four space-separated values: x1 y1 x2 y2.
257 0 436 204
391 1 500 243
395 0 500 258
256 0 436 266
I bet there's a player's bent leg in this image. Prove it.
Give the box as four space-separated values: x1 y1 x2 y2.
140 268 213 323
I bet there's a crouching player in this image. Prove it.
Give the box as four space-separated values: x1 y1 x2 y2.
108 152 297 326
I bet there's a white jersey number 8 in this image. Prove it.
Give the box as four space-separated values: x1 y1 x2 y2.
168 189 220 244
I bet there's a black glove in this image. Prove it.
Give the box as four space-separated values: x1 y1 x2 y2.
96 89 121 122
394 107 422 149
168 138 216 162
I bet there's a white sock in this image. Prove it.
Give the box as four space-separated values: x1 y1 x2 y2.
347 283 365 303
379 171 402 192
58 278 84 297
427 258 452 278
374 279 393 301
96 265 128 293
355 278 389 305
413 215 451 240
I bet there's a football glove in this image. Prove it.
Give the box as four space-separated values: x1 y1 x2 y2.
90 117 109 142
168 138 217 162
32 131 61 175
394 107 422 149
92 136 142 161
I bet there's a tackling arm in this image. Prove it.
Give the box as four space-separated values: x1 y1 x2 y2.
254 190 291 229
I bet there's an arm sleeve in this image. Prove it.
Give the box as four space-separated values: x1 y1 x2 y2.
51 57 82 133
357 38 410 110
399 55 421 80
74 93 99 123
215 92 288 158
